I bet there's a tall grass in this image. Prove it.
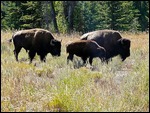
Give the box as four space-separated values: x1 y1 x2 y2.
1 31 149 112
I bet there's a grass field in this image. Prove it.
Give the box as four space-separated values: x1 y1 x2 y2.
1 30 149 112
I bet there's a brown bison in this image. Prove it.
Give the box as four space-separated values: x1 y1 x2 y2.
80 30 131 63
66 40 106 65
9 28 61 63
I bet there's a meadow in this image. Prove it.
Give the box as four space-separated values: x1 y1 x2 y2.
1 30 149 112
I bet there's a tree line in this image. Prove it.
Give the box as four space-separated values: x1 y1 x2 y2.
1 1 149 33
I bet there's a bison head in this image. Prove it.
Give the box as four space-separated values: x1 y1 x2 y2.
50 39 62 56
117 38 131 61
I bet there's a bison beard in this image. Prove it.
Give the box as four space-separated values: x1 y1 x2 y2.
80 30 131 63
10 28 61 63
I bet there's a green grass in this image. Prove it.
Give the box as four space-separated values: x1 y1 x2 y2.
1 31 149 112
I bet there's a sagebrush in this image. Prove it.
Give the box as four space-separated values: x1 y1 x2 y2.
1 31 149 112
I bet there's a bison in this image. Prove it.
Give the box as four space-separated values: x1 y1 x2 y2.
80 29 131 63
9 28 61 63
66 40 106 65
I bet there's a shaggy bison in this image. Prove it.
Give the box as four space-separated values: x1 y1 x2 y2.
80 30 131 63
66 40 106 65
9 28 61 63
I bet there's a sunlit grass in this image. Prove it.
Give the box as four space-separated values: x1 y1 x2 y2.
1 31 149 112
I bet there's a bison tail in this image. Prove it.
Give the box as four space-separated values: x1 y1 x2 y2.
8 33 15 43
66 45 69 53
8 38 12 43
9 38 12 42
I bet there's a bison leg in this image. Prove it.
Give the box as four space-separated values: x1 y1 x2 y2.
29 50 36 63
40 54 46 62
67 54 74 64
104 58 112 64
100 57 106 63
14 47 22 61
89 57 93 65
81 57 87 65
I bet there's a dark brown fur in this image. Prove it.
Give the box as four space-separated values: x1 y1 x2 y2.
80 30 131 62
66 40 106 65
10 28 61 63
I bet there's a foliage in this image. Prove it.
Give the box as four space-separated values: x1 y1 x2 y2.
1 1 149 33
18 1 42 29
133 1 149 31
54 1 68 33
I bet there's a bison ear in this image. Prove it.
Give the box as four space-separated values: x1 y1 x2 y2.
50 39 55 46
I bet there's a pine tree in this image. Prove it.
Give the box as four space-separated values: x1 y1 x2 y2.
79 1 103 33
116 1 140 31
41 1 50 30
95 1 110 30
121 1 140 32
107 1 122 30
1 1 21 30
49 1 59 33
54 1 68 33
73 1 84 33
1 1 149 32
63 1 77 33
133 1 149 31
19 1 42 29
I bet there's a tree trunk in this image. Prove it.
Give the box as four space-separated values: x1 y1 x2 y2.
68 1 74 33
44 1 49 30
49 1 59 33
63 1 76 33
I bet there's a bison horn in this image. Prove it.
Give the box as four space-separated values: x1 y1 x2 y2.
121 39 124 45
50 39 55 46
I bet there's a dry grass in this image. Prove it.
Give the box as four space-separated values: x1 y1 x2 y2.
1 30 149 112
